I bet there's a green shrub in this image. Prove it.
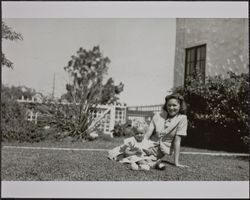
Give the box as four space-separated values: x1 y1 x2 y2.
36 102 91 139
1 99 45 142
1 85 46 143
112 122 143 138
173 71 249 152
98 132 114 141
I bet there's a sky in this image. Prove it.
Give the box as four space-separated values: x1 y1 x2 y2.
2 18 176 106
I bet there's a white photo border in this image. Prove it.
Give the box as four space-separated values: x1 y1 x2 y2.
1 1 249 198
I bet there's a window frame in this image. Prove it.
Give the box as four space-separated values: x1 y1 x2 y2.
184 44 206 86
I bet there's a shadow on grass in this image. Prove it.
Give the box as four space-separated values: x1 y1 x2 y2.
161 160 175 166
182 131 249 153
236 156 249 161
182 141 249 153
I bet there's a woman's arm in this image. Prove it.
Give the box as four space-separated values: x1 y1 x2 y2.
173 135 181 165
173 135 189 168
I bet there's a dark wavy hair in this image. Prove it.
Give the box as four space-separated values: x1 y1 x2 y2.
162 93 187 115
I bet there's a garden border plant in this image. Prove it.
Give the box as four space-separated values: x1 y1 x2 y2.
172 71 249 152
1 85 46 142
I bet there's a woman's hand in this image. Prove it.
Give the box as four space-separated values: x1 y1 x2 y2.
175 163 189 168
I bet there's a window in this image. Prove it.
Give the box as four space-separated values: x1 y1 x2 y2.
184 44 206 86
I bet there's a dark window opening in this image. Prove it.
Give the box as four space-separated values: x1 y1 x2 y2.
184 44 206 86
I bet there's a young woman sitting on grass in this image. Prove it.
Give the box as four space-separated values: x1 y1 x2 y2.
142 93 189 168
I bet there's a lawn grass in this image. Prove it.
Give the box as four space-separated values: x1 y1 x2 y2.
2 136 246 153
2 137 123 150
1 137 249 181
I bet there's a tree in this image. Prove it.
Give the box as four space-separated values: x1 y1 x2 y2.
48 46 121 140
100 78 124 104
64 46 110 105
64 45 110 138
61 77 124 105
2 21 23 69
1 85 36 100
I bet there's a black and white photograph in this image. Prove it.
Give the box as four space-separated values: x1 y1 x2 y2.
1 1 249 198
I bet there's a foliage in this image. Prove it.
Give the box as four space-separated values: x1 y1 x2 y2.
50 46 119 139
2 21 23 69
1 85 45 142
112 123 134 137
112 118 149 138
36 103 84 139
63 45 109 103
100 78 124 104
172 71 249 152
1 84 37 100
61 78 124 106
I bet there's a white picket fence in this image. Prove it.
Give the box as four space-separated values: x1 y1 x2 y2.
18 96 164 137
17 96 127 137
88 104 127 137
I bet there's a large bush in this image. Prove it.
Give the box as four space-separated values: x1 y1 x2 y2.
1 88 45 142
112 118 149 138
36 102 86 139
172 72 249 152
112 123 134 137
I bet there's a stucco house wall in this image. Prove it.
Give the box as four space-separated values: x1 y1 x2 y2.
173 18 249 87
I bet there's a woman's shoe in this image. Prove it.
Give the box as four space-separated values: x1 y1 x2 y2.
140 164 150 171
131 163 139 170
155 163 166 170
